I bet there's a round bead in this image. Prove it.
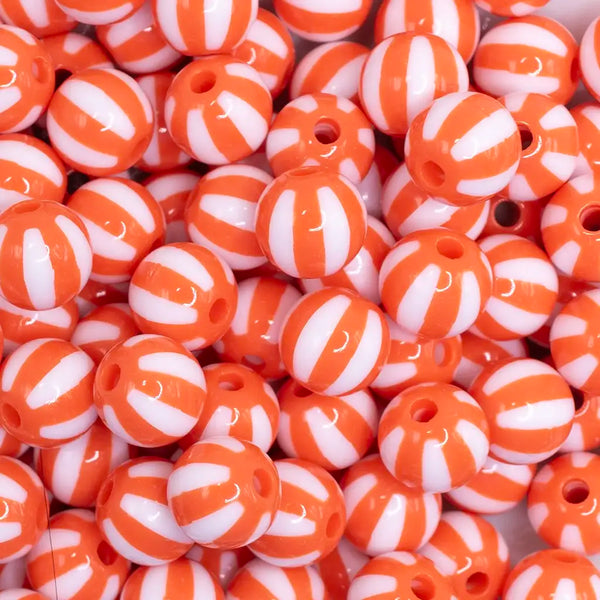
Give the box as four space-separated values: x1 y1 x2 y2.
55 0 143 24
0 0 75 37
94 333 206 447
279 287 390 396
186 545 253 589
379 228 493 339
580 17 600 104
42 32 112 76
571 102 600 177
167 437 280 549
47 67 154 176
469 358 574 464
481 196 545 244
560 390 600 452
359 33 469 137
129 242 237 350
317 538 368 600
165 55 272 165
475 0 550 15
0 590 48 600
0 558 26 589
0 426 27 457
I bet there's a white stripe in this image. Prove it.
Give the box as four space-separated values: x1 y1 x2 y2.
170 463 230 494
22 228 55 310
183 501 244 544
277 461 329 501
0 141 63 185
101 518 165 565
497 398 574 430
138 352 204 387
39 405 97 440
200 194 257 231
187 109 228 164
128 284 197 325
217 90 267 151
318 186 353 275
146 245 214 291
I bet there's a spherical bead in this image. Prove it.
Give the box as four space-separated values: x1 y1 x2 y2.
476 0 550 15
42 32 112 78
165 55 272 165
266 94 374 183
94 333 205 447
0 558 26 590
317 538 368 600
357 144 398 219
76 279 129 318
279 287 390 396
129 242 237 350
186 545 253 589
34 420 132 508
0 590 47 600
168 437 280 549
560 390 600 452
359 33 469 137
26 509 130 599
47 67 154 176
481 196 545 244
379 228 493 339
579 17 600 104
0 0 75 37
0 426 27 457
469 358 574 464
186 165 272 271
55 0 143 25
571 102 600 177
0 338 96 448
473 16 578 105
341 454 441 556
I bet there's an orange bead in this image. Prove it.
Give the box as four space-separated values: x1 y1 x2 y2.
0 0 75 37
55 0 144 25
186 545 253 589
317 538 368 600
571 102 600 177
475 0 550 15
42 32 112 77
481 196 545 245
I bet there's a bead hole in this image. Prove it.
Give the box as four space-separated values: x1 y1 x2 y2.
290 166 322 177
572 388 586 413
420 161 445 188
253 469 271 497
410 398 438 423
97 479 114 506
554 550 578 563
410 574 435 600
436 237 464 259
433 342 452 367
580 205 600 232
562 479 590 504
466 571 489 595
313 118 340 144
12 201 42 214
190 70 216 94
518 124 533 151
1 404 21 430
325 512 343 538
218 373 244 391
100 363 121 391
31 57 51 84
209 299 227 324
97 541 117 565
494 200 521 227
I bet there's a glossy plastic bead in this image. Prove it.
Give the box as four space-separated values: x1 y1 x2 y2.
0 0 75 37
165 55 271 165
94 333 205 447
168 437 279 549
186 545 253 589
469 358 574 464
475 0 550 15
481 196 545 244
0 591 48 600
290 41 368 102
374 0 480 62
214 276 302 381
473 16 578 105
560 390 600 452
186 165 271 271
26 509 130 600
273 0 371 42
249 458 345 567
47 67 154 176
279 287 390 396
34 420 132 508
76 279 129 317
571 103 600 176
405 92 520 206
359 33 468 137
129 242 237 350
266 94 375 183
317 538 368 600
0 456 46 563
0 558 27 589
446 456 535 514
0 426 27 457
42 32 112 78
0 338 96 448
341 454 441 556
357 144 398 219
580 18 600 104
379 228 493 339
55 0 144 24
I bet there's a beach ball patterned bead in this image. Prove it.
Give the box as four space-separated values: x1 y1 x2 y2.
255 167 367 279
266 94 375 183
47 67 154 177
359 33 469 137
42 32 112 77
0 456 46 563
0 558 27 589
580 18 600 103
185 165 272 272
379 228 493 340
0 426 27 457
0 338 96 448
561 390 600 452
469 358 574 465
94 334 206 447
571 103 600 177
405 92 521 206
0 0 75 37
342 454 441 556
76 279 129 318
482 196 545 245
129 242 237 350
55 0 144 25
279 287 390 396
167 437 280 549
317 538 368 600
26 509 130 600
0 591 49 600
475 0 550 15
34 420 132 508
186 545 253 589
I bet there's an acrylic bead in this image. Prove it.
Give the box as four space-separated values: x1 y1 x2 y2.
55 0 144 24
317 538 368 600
0 0 74 37
42 32 112 79
279 287 390 396
580 18 600 104
186 545 253 589
0 338 96 448
481 196 545 244
359 33 469 137
0 558 26 589
167 437 280 549
0 426 27 458
571 103 600 176
475 0 550 15
0 591 48 600
560 390 600 452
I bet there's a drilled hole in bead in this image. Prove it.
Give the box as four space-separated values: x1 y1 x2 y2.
436 237 464 259
572 388 586 412
190 70 216 94
313 118 340 144
12 201 42 214
97 541 118 565
31 57 51 84
518 124 533 151
253 469 272 497
410 574 435 600
55 68 71 88
494 200 521 228
410 398 438 423
420 160 445 188
293 384 312 398
466 572 489 595
241 354 266 370
433 342 452 367
97 479 114 506
209 298 228 324
580 205 600 232
218 373 244 391
1 404 21 430
554 550 578 563
562 479 590 504
290 166 321 177
325 512 343 538
100 363 121 391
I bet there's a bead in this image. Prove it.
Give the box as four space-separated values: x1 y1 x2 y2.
0 456 46 563
379 228 493 339
580 18 600 104
277 380 377 471
120 559 223 600
214 276 302 381
317 538 368 600
571 103 600 177
167 437 280 549
445 456 535 514
469 358 574 464
475 0 550 15
560 390 600 452
301 216 395 306
34 420 132 507
347 551 457 600
76 279 129 317
0 0 74 37
249 458 345 567
181 362 279 453
481 196 545 244
341 454 441 556
165 56 271 165
26 509 130 599
382 163 490 240
359 33 469 137
405 92 520 206
0 590 48 599
266 94 375 183
0 426 27 457
290 41 368 102
0 557 26 589
357 144 398 219
374 0 480 62
129 243 237 350
186 165 272 271
279 287 390 396
55 0 144 25
42 32 112 77
273 0 371 42
186 545 253 589
94 333 206 447
0 339 96 448
473 16 578 105
47 67 154 176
